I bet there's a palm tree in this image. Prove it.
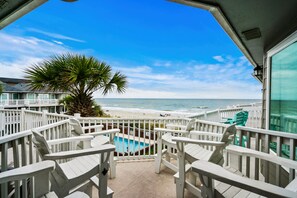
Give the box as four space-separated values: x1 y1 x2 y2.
25 54 127 117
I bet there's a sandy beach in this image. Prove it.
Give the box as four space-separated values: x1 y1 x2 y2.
102 107 198 119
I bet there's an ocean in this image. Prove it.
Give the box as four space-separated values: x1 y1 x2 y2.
95 98 261 114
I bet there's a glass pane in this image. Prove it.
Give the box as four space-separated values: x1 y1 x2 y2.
27 94 35 99
0 93 8 100
270 41 297 133
270 41 297 159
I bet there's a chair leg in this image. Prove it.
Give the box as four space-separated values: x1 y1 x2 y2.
155 138 163 174
176 151 185 198
109 152 116 179
165 147 171 162
99 161 109 198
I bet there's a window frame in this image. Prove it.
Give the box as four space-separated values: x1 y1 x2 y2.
266 30 297 129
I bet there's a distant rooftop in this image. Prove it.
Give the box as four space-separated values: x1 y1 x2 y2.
0 77 65 94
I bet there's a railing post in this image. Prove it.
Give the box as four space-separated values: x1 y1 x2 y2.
42 110 48 125
74 113 81 118
20 108 26 131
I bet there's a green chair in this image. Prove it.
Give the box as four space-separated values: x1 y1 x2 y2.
224 111 249 146
224 111 249 126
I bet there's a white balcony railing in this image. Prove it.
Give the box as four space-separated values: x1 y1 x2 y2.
1 107 297 190
0 99 60 107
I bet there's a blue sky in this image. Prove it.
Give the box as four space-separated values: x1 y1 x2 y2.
0 0 261 99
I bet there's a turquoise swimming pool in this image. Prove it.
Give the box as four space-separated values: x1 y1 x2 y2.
114 136 149 153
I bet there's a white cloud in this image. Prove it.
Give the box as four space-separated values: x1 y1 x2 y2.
213 55 225 62
27 28 85 43
94 88 177 98
0 31 261 99
103 55 262 99
153 60 172 67
53 40 63 45
0 31 73 78
0 32 70 57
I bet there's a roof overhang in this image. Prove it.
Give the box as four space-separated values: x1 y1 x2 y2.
0 0 47 30
170 0 297 69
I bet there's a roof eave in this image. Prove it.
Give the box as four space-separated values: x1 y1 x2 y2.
0 0 48 30
169 0 258 68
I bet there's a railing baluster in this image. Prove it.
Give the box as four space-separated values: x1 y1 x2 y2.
264 134 270 183
1 143 8 197
246 131 250 177
254 133 260 180
289 138 296 182
13 139 21 197
276 136 282 186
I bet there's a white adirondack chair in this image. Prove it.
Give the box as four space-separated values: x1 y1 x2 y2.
172 124 236 198
155 119 196 173
191 146 297 198
32 130 115 198
0 160 89 198
69 118 119 178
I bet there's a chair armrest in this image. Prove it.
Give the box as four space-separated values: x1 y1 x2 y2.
47 136 94 146
44 144 116 160
82 124 104 130
191 160 297 198
227 145 297 170
155 128 189 134
0 161 55 184
81 129 120 137
190 131 223 138
286 178 297 192
172 137 225 147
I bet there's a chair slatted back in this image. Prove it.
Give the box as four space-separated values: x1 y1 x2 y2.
185 119 196 131
234 111 248 126
32 130 51 160
69 118 84 135
208 124 236 165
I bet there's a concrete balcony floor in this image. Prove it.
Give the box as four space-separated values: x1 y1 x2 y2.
94 160 193 198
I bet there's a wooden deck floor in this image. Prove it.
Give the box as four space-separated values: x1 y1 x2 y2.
92 160 194 198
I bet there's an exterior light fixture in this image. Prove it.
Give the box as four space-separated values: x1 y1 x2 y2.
62 0 78 2
253 65 263 82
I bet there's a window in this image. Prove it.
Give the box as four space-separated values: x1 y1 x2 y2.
270 41 297 133
0 93 8 100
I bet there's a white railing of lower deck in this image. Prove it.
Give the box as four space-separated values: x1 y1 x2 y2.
0 109 69 137
190 105 262 128
78 117 191 160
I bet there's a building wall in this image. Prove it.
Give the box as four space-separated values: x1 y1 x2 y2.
261 56 267 129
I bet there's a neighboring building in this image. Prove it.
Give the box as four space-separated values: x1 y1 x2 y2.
174 0 297 134
0 77 67 113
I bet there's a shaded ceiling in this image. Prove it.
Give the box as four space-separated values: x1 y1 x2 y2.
172 0 297 68
0 0 47 29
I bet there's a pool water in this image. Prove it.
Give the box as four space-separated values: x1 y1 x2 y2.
114 136 149 153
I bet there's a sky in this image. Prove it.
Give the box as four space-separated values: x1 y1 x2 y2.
0 0 262 99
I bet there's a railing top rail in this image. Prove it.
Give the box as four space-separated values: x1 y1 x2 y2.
34 119 70 131
0 109 21 112
46 112 70 118
0 129 31 144
189 107 245 118
237 125 297 140
24 109 43 115
77 117 192 121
